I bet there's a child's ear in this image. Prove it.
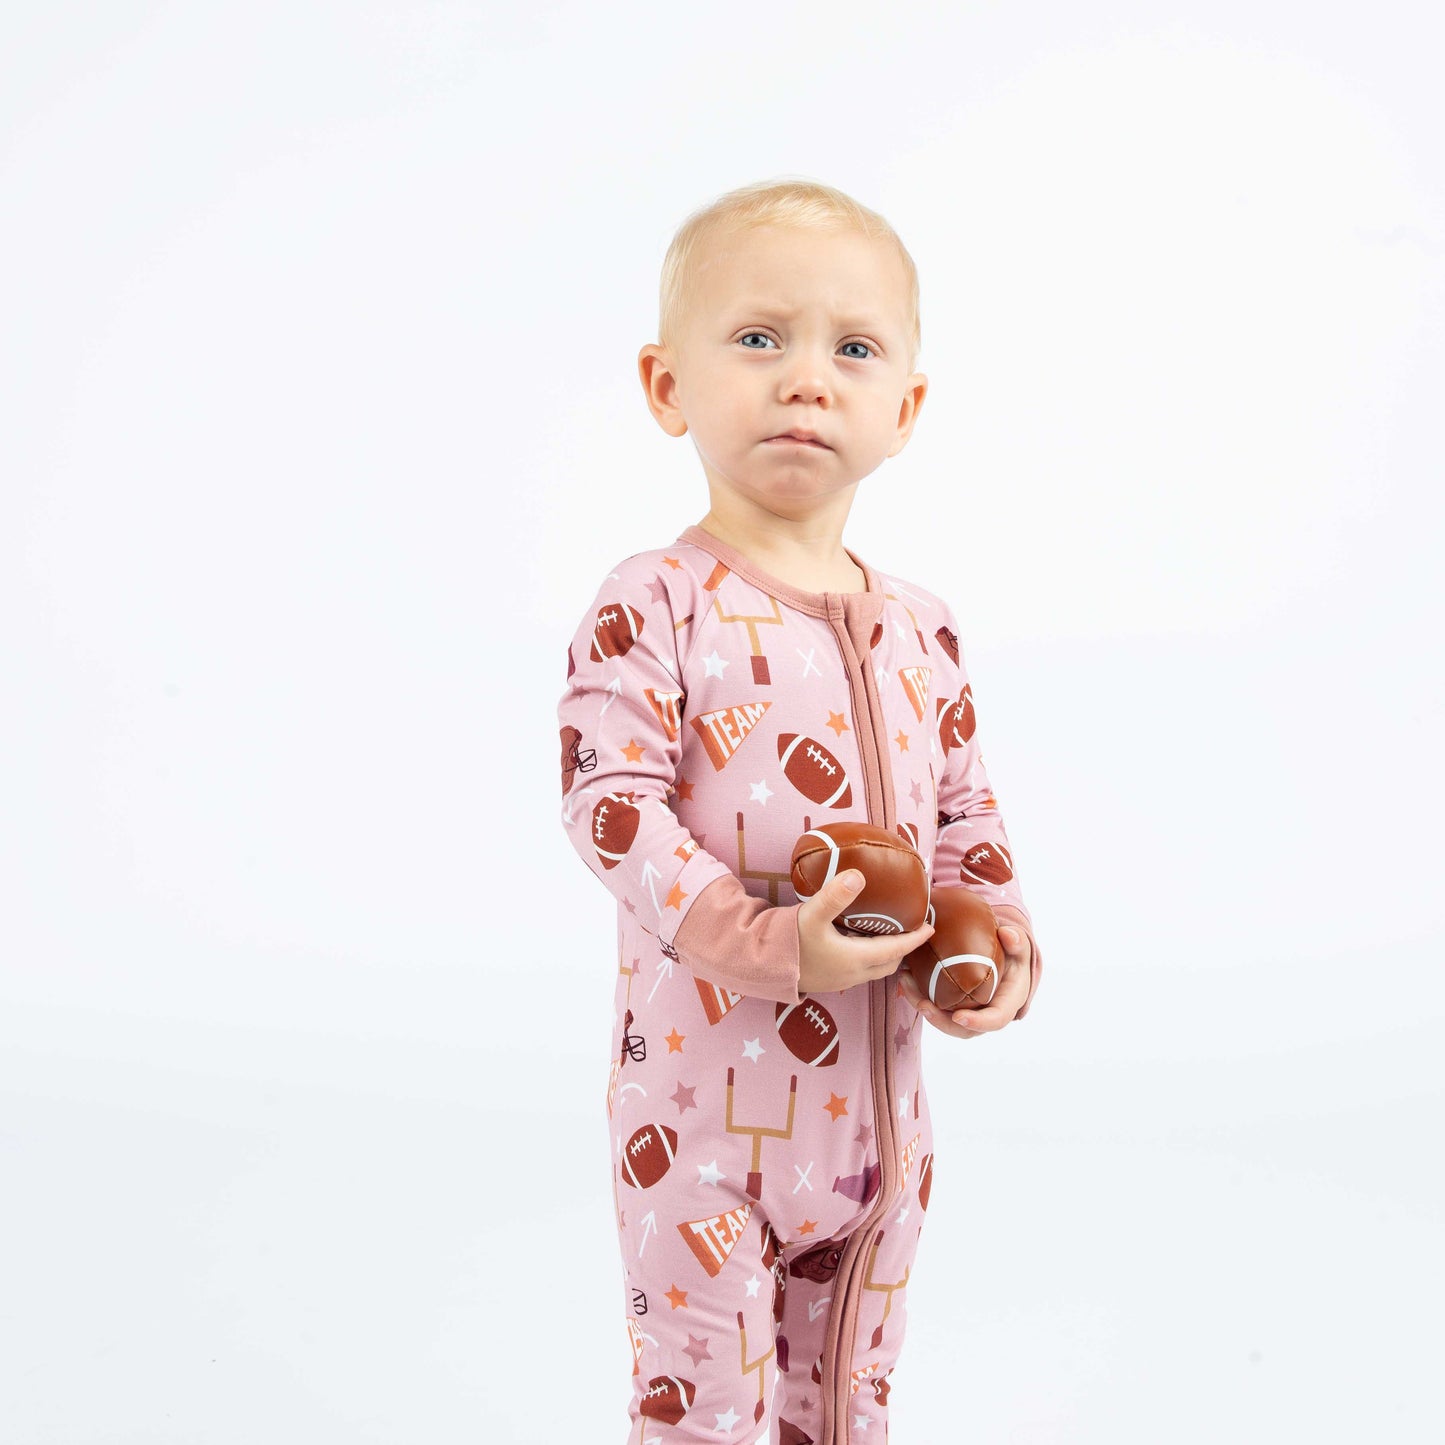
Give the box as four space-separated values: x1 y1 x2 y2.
638 344 689 437
886 372 928 456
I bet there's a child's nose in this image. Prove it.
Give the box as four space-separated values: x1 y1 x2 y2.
780 349 833 403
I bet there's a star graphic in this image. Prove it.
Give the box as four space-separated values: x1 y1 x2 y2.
894 730 910 753
665 1283 689 1309
824 1092 848 1121
749 779 773 805
894 619 908 640
675 777 695 801
713 1409 741 1432
663 555 682 570
683 1334 713 1368
669 1081 697 1114
742 1037 766 1063
799 1395 815 1413
744 1274 762 1298
853 1122 874 1147
797 1219 817 1236
897 1205 911 1225
621 739 645 764
855 1414 873 1431
895 1025 910 1048
897 1093 909 1120
909 779 924 807
702 649 730 678
665 1027 685 1053
697 1160 726 1187
645 577 668 604
622 897 636 914
825 709 849 736
665 881 688 910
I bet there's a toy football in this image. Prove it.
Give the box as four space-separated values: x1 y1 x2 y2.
789 821 929 936
902 886 1005 1011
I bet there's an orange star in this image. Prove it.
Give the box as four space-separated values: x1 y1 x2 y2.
665 881 688 911
675 776 695 801
825 710 850 737
621 739 645 764
665 1027 685 1053
823 1092 849 1121
797 1219 818 1236
895 730 910 752
665 1283 689 1309
663 556 683 570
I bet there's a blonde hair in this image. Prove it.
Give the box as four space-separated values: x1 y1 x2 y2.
657 176 921 372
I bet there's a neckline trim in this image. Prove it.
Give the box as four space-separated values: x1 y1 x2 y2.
677 524 881 617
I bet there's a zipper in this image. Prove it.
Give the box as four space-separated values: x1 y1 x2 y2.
818 592 900 1445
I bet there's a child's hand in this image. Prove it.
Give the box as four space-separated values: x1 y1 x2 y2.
897 924 1032 1038
796 870 934 995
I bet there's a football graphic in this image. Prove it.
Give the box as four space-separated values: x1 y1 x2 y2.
789 822 929 936
591 792 641 869
777 733 853 809
621 1123 679 1188
640 1375 697 1425
775 997 841 1067
960 840 1013 886
590 601 645 661
936 687 975 753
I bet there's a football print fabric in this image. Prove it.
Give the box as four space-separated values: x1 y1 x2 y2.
558 523 1041 1443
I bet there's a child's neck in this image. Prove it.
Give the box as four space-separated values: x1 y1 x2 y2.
695 506 867 595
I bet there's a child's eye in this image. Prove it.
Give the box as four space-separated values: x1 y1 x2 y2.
840 340 875 360
738 332 776 350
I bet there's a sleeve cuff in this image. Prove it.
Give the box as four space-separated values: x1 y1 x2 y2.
669 873 803 1007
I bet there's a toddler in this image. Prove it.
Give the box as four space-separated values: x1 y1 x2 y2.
556 177 1042 1445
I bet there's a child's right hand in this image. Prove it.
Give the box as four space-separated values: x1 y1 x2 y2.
796 870 935 995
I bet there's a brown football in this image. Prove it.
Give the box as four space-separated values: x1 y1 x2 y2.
903 886 1004 1011
790 821 929 936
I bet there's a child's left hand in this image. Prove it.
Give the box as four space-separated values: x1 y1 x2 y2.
896 924 1032 1039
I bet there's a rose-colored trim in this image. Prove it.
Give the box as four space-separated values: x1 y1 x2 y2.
677 523 880 613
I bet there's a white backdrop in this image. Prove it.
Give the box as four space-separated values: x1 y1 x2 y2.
3 3 1442 1441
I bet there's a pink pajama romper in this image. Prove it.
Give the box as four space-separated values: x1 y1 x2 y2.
557 524 1042 1444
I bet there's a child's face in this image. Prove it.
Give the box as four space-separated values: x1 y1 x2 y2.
640 224 927 521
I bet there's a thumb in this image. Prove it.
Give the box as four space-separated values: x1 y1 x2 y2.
823 869 866 915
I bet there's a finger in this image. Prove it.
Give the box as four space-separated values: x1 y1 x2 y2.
815 869 867 924
997 924 1031 964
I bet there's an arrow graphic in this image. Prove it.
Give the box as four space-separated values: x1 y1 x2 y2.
639 1209 658 1257
640 859 662 914
598 676 623 719
647 955 674 1003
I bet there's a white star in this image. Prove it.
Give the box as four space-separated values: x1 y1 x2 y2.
875 663 887 689
744 1274 762 1298
854 1413 872 1431
703 650 730 678
713 1408 741 1432
742 1037 766 1062
897 1205 911 1225
894 618 908 640
898 1093 909 1120
697 1160 726 1187
749 778 773 805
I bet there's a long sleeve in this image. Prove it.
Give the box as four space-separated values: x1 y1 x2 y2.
930 604 1043 1020
556 556 802 1005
